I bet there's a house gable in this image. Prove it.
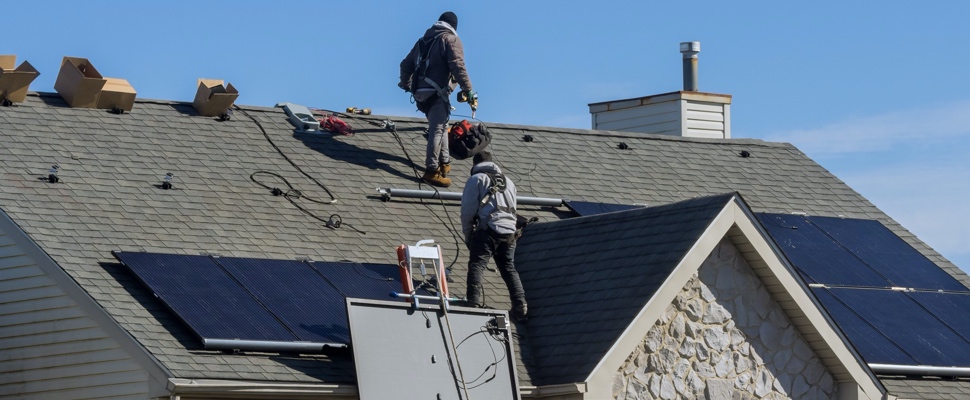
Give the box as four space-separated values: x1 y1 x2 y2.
582 199 886 400
0 211 171 398
612 238 838 399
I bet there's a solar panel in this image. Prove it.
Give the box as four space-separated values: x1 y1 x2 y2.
214 257 348 344
310 261 434 301
907 291 970 344
758 213 968 292
757 213 892 287
113 251 298 342
815 287 970 366
565 200 645 217
810 216 966 291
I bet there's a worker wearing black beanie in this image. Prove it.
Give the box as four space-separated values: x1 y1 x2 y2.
399 10 477 188
438 11 458 30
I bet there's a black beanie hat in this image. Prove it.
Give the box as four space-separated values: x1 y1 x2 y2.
438 11 458 30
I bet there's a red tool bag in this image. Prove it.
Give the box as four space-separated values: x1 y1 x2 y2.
448 120 490 160
320 114 354 136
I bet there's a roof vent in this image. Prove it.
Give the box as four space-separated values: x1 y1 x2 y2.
54 56 137 112
680 41 700 91
0 55 40 105
588 42 731 139
193 79 239 118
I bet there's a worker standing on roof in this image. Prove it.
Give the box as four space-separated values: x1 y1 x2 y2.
399 11 477 188
460 151 527 322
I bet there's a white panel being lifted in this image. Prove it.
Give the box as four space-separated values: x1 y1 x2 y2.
347 298 521 400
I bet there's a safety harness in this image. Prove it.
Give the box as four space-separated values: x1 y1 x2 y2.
410 32 452 112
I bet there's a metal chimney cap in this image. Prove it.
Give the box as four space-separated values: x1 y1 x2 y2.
680 41 700 53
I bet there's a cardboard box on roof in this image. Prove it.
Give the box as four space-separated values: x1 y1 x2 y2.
54 56 107 108
0 55 41 103
97 77 137 112
193 79 238 117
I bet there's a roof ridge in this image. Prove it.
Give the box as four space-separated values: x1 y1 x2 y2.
24 92 789 148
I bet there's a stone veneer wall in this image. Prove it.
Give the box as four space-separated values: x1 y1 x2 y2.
612 239 837 399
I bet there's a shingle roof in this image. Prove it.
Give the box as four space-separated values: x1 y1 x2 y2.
516 193 734 385
0 93 966 395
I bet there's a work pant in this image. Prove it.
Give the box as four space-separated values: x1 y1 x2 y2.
414 90 451 171
465 228 526 309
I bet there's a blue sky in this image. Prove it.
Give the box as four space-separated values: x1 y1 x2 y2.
6 1 969 270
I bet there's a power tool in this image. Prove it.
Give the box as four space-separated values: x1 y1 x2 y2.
346 107 371 115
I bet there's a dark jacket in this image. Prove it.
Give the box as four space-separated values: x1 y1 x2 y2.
461 162 517 239
399 21 473 96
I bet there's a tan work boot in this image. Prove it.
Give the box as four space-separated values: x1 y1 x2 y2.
439 163 451 177
422 168 452 187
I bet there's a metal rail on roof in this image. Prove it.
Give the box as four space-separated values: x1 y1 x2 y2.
377 188 564 207
202 338 345 353
868 363 970 377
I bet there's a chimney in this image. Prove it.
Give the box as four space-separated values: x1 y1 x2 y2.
588 42 732 139
680 41 700 91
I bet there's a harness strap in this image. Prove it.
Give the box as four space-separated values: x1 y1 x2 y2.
415 32 452 102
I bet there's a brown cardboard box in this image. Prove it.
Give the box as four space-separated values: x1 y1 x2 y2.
54 56 107 108
97 77 137 112
0 55 41 103
193 79 239 117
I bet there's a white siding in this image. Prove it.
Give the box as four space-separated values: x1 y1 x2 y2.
589 92 731 139
592 100 682 135
0 229 152 399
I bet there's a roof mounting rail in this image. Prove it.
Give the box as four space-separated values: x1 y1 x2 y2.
377 187 564 207
276 102 321 133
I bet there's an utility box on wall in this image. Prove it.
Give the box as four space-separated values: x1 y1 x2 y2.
193 79 238 117
0 55 41 104
54 56 137 111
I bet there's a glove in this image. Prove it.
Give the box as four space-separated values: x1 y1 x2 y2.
398 81 409 92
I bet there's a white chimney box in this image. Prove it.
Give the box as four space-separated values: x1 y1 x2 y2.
588 91 732 139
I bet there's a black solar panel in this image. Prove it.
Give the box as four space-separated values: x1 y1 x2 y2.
757 213 892 287
115 252 433 349
311 261 434 302
810 288 916 365
565 200 645 217
758 213 967 291
113 252 298 342
815 287 970 366
810 216 966 291
215 257 348 344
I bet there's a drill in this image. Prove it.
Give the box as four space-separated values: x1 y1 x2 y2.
346 107 371 115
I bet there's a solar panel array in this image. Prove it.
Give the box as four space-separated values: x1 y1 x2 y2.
758 213 970 367
113 251 434 347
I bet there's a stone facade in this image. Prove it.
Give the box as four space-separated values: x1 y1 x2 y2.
613 239 837 399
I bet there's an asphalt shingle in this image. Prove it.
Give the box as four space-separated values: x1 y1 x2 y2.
0 93 966 395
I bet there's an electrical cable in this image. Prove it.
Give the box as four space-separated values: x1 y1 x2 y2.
237 106 371 235
236 106 338 204
250 171 365 235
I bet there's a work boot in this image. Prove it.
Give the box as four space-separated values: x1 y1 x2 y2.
512 304 528 323
422 168 452 187
438 162 451 178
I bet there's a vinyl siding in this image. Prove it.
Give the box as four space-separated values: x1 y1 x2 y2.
0 230 151 399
